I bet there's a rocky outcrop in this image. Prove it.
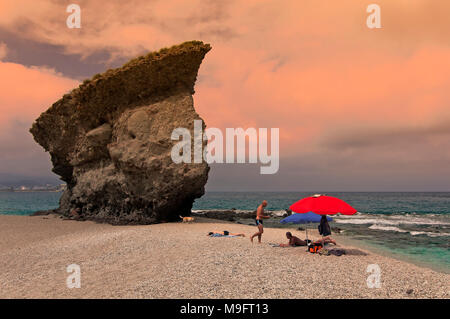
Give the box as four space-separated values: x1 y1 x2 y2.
191 209 291 221
192 210 257 221
30 41 211 224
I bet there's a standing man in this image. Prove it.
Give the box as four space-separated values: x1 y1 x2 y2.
251 200 270 243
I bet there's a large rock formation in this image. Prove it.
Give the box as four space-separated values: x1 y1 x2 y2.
30 41 211 224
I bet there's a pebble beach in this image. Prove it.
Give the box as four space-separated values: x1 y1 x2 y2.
0 214 448 299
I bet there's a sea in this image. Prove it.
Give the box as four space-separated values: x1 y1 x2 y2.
1 191 449 273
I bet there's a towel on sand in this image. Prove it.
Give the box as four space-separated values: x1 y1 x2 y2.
209 233 237 238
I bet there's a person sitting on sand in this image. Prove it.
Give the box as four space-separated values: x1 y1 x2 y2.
279 232 307 247
316 215 337 245
208 231 245 237
250 200 270 244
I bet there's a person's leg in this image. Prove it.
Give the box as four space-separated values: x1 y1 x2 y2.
314 238 325 245
318 236 336 245
251 224 263 243
251 220 261 242
250 229 259 242
323 236 336 245
231 233 245 237
257 224 263 243
251 232 259 242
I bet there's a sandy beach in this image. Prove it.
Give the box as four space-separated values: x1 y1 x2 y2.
0 214 448 299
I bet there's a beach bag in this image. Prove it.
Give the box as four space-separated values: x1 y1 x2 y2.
308 243 323 253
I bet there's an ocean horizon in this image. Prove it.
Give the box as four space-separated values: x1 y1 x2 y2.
1 191 449 273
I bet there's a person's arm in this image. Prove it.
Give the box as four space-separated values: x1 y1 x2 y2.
230 233 245 237
280 238 293 247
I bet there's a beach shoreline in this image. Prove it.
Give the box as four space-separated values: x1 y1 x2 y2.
0 214 448 299
192 210 450 275
332 235 450 275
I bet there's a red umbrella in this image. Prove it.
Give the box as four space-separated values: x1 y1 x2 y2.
289 194 357 215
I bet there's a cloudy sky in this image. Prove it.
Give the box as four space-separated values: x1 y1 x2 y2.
0 0 449 191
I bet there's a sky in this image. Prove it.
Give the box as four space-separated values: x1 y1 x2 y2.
0 0 449 191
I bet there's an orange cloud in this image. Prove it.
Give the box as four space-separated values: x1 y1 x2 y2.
0 61 78 176
1 0 450 188
2 1 448 59
195 43 450 157
0 61 78 127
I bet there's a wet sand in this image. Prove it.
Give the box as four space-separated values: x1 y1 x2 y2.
0 215 448 298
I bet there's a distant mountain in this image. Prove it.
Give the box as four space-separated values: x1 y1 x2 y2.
0 173 62 187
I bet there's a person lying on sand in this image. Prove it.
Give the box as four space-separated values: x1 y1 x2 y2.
316 215 337 245
279 232 307 247
208 231 246 237
250 200 270 243
313 238 336 245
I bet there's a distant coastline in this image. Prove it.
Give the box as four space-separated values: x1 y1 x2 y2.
0 189 63 193
0 184 66 192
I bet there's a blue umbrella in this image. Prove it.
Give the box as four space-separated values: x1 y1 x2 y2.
280 212 332 242
280 212 332 224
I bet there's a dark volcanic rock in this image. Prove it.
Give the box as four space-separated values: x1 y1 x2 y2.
192 210 257 220
30 41 211 224
31 210 55 216
191 209 289 221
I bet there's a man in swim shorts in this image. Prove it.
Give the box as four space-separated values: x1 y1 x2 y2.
250 200 270 243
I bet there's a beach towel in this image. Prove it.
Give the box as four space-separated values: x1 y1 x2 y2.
268 243 307 247
329 248 345 256
209 234 237 238
340 248 368 256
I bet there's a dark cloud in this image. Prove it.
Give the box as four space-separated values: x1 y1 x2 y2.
0 119 59 182
0 27 117 79
322 121 450 150
203 121 450 192
205 151 450 192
